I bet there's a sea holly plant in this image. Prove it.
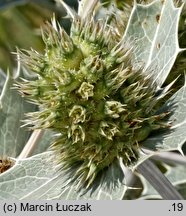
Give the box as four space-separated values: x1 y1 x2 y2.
0 0 186 200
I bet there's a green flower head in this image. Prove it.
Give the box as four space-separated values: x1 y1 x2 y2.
17 2 172 190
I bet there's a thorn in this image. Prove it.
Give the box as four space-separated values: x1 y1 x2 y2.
179 47 186 53
57 0 77 19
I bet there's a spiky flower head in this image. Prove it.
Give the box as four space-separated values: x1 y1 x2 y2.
17 4 171 189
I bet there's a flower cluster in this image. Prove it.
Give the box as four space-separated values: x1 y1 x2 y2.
17 14 170 189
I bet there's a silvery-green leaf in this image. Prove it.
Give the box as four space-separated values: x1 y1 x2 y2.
0 72 35 157
140 164 186 199
31 130 56 155
142 83 186 153
0 152 126 200
23 158 127 200
0 152 59 200
124 0 182 86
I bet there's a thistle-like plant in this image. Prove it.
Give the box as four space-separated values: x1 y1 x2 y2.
0 0 186 200
16 0 184 189
18 16 171 189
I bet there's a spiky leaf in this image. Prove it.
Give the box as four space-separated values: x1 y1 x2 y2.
0 72 35 157
124 0 182 86
0 152 126 200
142 83 186 153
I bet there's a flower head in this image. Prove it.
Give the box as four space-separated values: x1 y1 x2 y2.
17 8 171 189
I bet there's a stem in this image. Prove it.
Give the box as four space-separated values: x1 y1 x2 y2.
137 159 183 200
18 129 44 159
143 149 186 165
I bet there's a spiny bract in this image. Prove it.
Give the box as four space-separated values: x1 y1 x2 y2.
17 12 171 189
